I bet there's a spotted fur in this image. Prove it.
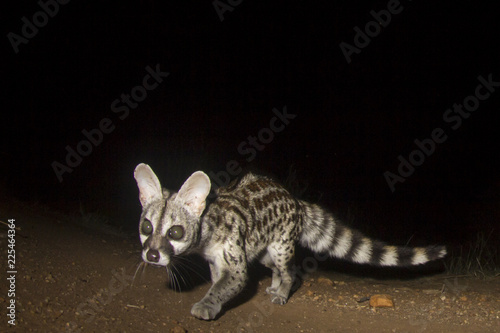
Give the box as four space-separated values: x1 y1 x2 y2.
134 164 446 320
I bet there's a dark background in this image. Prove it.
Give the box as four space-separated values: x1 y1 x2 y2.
2 1 499 247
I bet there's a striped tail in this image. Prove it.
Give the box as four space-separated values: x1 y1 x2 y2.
299 202 447 267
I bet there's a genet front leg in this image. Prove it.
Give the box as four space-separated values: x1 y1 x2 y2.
191 246 248 320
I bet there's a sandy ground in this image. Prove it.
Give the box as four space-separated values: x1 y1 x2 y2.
1 201 499 333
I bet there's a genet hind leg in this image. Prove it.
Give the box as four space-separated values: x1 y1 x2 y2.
265 242 296 305
260 252 282 295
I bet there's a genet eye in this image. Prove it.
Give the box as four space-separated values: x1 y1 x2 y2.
141 219 153 235
167 225 184 240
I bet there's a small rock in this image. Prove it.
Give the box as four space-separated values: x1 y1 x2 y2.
171 326 186 333
369 294 394 308
317 277 334 286
356 296 371 303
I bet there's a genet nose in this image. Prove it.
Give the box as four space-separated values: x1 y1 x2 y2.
146 249 160 263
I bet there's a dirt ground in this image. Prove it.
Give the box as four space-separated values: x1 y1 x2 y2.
1 201 499 333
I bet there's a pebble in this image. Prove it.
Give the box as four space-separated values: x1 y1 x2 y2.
171 325 186 333
317 277 334 286
369 294 394 308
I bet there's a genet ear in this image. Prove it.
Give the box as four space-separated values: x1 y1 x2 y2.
176 171 211 217
134 163 162 206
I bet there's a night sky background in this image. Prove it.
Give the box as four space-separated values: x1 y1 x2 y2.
2 1 499 248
